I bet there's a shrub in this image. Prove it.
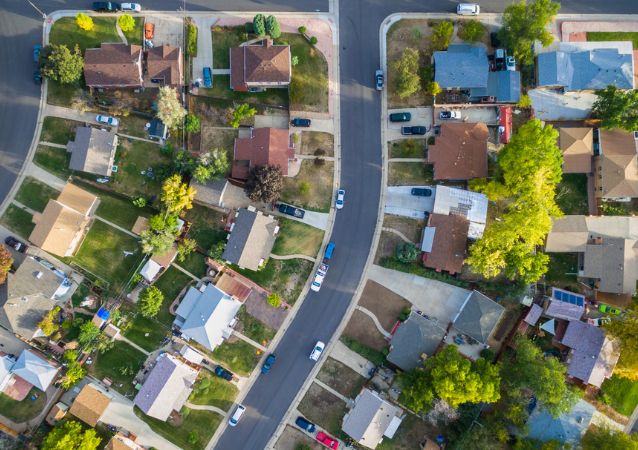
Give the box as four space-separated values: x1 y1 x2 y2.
76 13 94 31
298 25 307 34
458 19 485 43
132 196 147 208
314 157 325 167
309 36 318 45
118 14 135 33
314 149 326 157
299 181 311 195
291 55 299 66
265 15 281 38
186 23 198 57
430 21 454 51
184 113 201 134
426 81 442 96
392 47 420 99
267 293 281 308
518 94 532 108
208 241 226 261
253 14 266 36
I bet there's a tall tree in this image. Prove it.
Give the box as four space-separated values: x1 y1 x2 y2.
140 229 175 255
60 361 87 389
592 85 638 132
430 21 454 51
253 14 266 36
604 302 638 379
161 174 195 215
75 13 94 31
184 113 201 133
177 238 197 262
139 286 164 318
38 306 61 337
156 86 187 129
42 420 101 450
582 426 638 450
117 14 135 32
227 103 257 128
40 44 84 84
392 47 421 99
458 19 485 43
78 322 101 347
265 15 281 38
0 246 13 284
245 165 284 203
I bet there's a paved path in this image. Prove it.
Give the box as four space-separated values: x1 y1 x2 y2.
270 208 329 231
95 216 138 238
45 105 103 125
39 141 66 149
25 164 66 190
117 133 159 145
170 262 200 281
232 330 268 352
11 200 36 215
115 334 150 356
313 379 351 404
381 226 413 243
270 253 317 263
211 69 230 75
329 340 375 378
355 305 391 338
115 20 127 44
191 17 215 83
184 401 227 416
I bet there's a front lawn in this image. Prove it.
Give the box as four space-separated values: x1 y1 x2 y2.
200 75 289 107
122 17 143 45
91 340 147 397
388 162 433 186
285 33 329 113
211 337 261 377
272 218 324 257
237 306 276 345
34 145 72 179
0 389 48 423
0 204 35 238
316 358 367 399
153 266 194 327
390 139 427 158
340 336 387 366
47 80 87 108
298 382 348 437
235 258 314 305
50 17 121 51
300 131 334 156
185 204 227 250
123 313 170 352
14 177 59 212
281 160 334 213
600 374 638 416
189 371 239 412
40 117 83 145
556 173 589 215
212 26 246 69
587 31 638 48
111 139 171 198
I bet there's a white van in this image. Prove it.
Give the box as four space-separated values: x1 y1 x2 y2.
457 3 480 15
228 404 246 427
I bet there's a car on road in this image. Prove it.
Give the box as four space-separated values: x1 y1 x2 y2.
401 126 427 135
214 365 233 381
93 2 120 11
278 203 305 219
228 404 245 427
121 2 141 11
389 112 411 122
144 22 154 40
96 115 119 127
316 431 339 449
439 110 461 120
33 70 42 84
295 416 316 433
411 187 432 197
4 236 27 253
599 304 622 315
33 44 41 63
310 267 327 292
203 67 212 88
309 341 325 361
335 189 345 209
290 118 311 127
457 3 480 15
261 354 276 374
375 69 384 91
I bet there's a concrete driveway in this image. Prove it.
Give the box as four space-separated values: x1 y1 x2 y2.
434 106 498 126
386 107 432 141
384 186 435 219
191 17 215 84
528 88 596 121
272 208 328 231
147 15 183 49
254 114 290 129
305 117 334 134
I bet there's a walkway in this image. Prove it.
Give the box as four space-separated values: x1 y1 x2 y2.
39 141 66 149
184 402 226 416
95 216 138 238
270 253 317 263
355 305 392 338
329 340 375 378
232 330 267 352
191 17 216 84
115 334 150 356
170 262 200 281
117 133 159 145
212 69 230 75
296 154 336 162
313 378 351 404
381 226 413 244
115 20 128 44
24 164 67 191
45 105 104 125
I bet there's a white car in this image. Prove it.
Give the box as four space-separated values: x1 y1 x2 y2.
228 404 245 427
439 110 461 120
121 3 142 11
309 341 325 361
336 189 345 209
96 115 119 126
310 264 328 292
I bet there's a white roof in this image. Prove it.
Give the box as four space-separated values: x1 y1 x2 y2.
432 186 488 239
535 40 634 56
12 350 58 391
140 259 162 282
342 389 404 448
421 227 436 252
0 355 15 388
179 345 204 365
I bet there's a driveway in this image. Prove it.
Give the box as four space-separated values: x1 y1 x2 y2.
254 114 289 129
434 106 498 126
386 107 432 141
44 105 106 128
272 208 329 231
384 186 435 219
305 117 334 134
146 15 183 49
528 88 596 121
191 17 215 84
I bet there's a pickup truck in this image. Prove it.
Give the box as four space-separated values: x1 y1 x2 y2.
278 203 305 219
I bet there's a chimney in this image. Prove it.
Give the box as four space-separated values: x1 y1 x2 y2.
34 271 43 279
265 38 272 48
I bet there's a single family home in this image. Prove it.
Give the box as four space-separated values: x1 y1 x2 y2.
105 433 146 450
69 383 112 427
231 128 295 181
146 45 183 87
559 127 594 174
0 349 59 401
84 43 144 89
594 128 638 201
386 312 446 371
66 127 118 176
223 207 279 271
427 123 489 181
420 213 469 275
432 185 488 239
229 39 291 91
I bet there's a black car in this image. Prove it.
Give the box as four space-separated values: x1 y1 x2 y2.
278 203 305 219
295 416 316 433
4 236 27 253
93 2 120 11
33 70 42 84
401 126 427 135
214 365 234 381
411 188 432 197
290 118 311 127
261 354 276 374
389 112 411 122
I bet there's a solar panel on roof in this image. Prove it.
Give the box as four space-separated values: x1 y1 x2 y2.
551 288 585 306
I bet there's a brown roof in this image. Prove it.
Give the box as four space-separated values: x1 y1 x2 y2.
559 127 593 173
69 384 111 427
230 39 291 91
597 129 638 199
232 128 294 179
147 45 183 86
421 214 469 274
215 272 252 302
427 123 488 180
84 43 143 88
150 245 178 267
105 434 145 450
131 216 149 235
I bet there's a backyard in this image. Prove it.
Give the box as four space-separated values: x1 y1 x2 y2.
600 374 638 416
284 33 329 113
185 204 227 251
0 204 35 238
544 253 580 292
123 312 170 352
235 258 314 305
14 177 59 212
211 336 262 377
0 389 48 423
271 218 324 257
175 251 208 278
40 116 83 145
388 162 433 186
281 160 334 212
90 340 147 397
377 413 435 450
297 382 348 436
189 371 239 412
111 139 171 198
34 145 72 179
556 173 589 215
117 114 150 138
153 266 194 327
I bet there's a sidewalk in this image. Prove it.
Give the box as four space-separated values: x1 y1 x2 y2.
45 104 103 125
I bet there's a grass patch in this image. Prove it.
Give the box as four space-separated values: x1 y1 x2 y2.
200 75 289 107
544 253 580 291
189 371 239 412
50 17 120 52
0 389 48 423
340 336 387 366
237 306 276 345
556 173 589 215
377 413 433 450
390 139 427 158
378 256 470 288
153 266 194 327
281 160 333 213
300 131 334 156
388 162 433 185
587 31 638 48
176 251 208 278
0 204 34 238
272 218 324 257
600 375 638 416
212 26 245 69
47 80 87 108
34 145 72 179
117 114 150 138
316 357 367 399
211 338 261 377
134 406 221 450
123 313 170 352
111 139 171 198
14 177 59 212
298 382 348 436
122 17 143 45
185 204 227 250
40 116 83 145
71 283 91 308
284 33 329 113
91 340 147 397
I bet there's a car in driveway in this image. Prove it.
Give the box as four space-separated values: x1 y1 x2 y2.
389 112 411 122
261 354 276 374
316 431 339 449
121 2 141 11
309 341 325 361
93 2 120 11
439 110 461 120
599 304 622 315
33 44 41 63
214 365 233 381
203 67 212 88
335 189 345 209
278 203 305 219
290 118 311 127
96 115 119 126
411 187 432 197
295 416 316 433
587 317 611 327
4 236 27 253
401 126 427 136
375 70 384 91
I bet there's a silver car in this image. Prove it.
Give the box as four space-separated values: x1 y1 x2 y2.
96 115 119 126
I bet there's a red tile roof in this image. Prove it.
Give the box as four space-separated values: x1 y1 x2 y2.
147 45 183 86
232 128 294 179
230 39 291 91
84 43 143 88
421 214 469 274
427 123 488 180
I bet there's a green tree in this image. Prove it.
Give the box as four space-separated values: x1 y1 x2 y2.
398 369 435 412
132 196 147 208
430 21 454 51
253 14 266 36
292 55 299 66
457 19 485 43
209 241 226 261
582 426 638 450
156 86 187 129
245 165 284 203
186 23 198 57
265 15 281 38
267 293 281 308
38 306 61 337
118 14 136 32
228 103 257 128
604 302 638 379
161 174 195 215
298 26 307 34
60 361 86 389
177 238 197 263
392 47 421 99
78 321 101 347
309 36 318 46
75 13 94 31
139 286 164 318
42 421 101 450
40 44 84 84
0 246 13 285
395 243 419 263
193 149 230 183
518 94 532 108
426 81 441 97
498 0 560 65
184 113 201 134
593 85 638 132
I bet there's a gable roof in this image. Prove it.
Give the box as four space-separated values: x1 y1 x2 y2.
232 128 294 179
545 215 592 252
387 312 446 371
67 127 118 176
470 70 522 103
584 237 638 294
434 44 489 89
452 291 504 344
147 45 183 86
222 208 279 271
524 304 543 326
11 350 58 391
427 123 488 180
559 128 593 173
84 43 143 88
432 186 488 239
69 384 111 427
134 353 199 421
527 399 595 445
421 214 469 274
342 389 404 448
106 434 145 450
230 39 291 91
598 129 638 199
545 299 585 321
215 272 252 302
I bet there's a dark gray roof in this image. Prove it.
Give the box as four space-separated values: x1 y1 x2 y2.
222 209 257 265
470 70 521 103
453 290 504 344
149 119 168 140
66 127 117 176
524 304 543 326
222 208 278 270
387 312 446 371
434 44 489 89
194 178 228 208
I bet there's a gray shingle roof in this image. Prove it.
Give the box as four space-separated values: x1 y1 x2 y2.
434 44 489 89
67 127 118 176
222 208 278 271
342 389 403 447
387 312 446 371
452 290 504 344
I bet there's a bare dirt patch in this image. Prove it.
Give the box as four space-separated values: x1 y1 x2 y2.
374 230 404 263
383 215 425 243
275 425 324 450
316 357 367 399
297 382 348 436
300 131 334 156
377 413 440 450
359 280 411 331
199 126 237 156
343 310 389 351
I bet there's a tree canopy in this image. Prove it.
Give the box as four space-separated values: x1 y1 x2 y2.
75 13 94 31
228 103 257 128
593 85 638 132
78 321 101 347
430 21 454 51
458 19 485 43
392 47 421 99
38 306 61 337
117 14 136 32
161 174 195 215
156 86 187 129
604 302 638 379
40 44 84 84
253 14 266 36
265 15 281 38
139 286 164 318
184 113 201 134
245 165 284 203
42 420 101 450
0 246 13 285
582 426 638 450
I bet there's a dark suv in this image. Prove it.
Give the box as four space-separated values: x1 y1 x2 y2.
214 365 233 381
290 118 311 127
389 112 411 122
411 187 432 197
93 2 120 11
261 354 276 374
4 236 27 253
278 203 305 219
401 126 427 135
295 416 316 433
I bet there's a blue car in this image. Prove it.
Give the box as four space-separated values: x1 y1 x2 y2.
261 354 276 374
203 67 212 88
295 416 316 433
33 44 41 63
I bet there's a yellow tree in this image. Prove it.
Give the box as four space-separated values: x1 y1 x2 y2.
0 246 12 284
161 174 195 215
75 13 94 31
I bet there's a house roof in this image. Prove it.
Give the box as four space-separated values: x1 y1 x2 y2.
230 39 291 91
470 70 522 103
194 178 229 208
69 384 111 427
174 284 242 351
140 259 162 283
562 320 620 387
342 389 404 447
387 312 446 371
582 237 638 294
222 208 279 271
66 127 118 176
421 214 469 274
131 216 149 235
545 299 585 321
527 399 595 445
148 118 168 140
232 128 294 179
11 350 58 391
427 123 488 180
524 304 543 326
452 290 504 344
434 44 489 89
147 45 183 86
432 186 488 239
106 434 145 450
545 215 589 252
133 353 199 421
84 43 143 88
215 272 252 302
559 128 593 173
598 129 638 199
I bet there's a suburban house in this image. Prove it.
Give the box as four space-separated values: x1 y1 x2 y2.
427 123 488 181
139 246 178 283
594 128 638 201
134 353 199 421
432 186 488 239
29 183 99 257
222 207 279 271
84 43 144 89
231 128 295 181
194 178 230 209
215 272 253 302
0 349 59 401
544 288 585 322
559 127 594 174
173 283 242 351
105 433 146 450
0 256 73 340
386 312 446 371
420 213 469 275
68 383 112 427
45 402 69 426
66 127 118 176
146 45 183 87
527 399 595 446
229 39 291 91
342 388 404 449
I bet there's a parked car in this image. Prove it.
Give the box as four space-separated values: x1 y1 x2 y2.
96 115 119 126
411 187 432 197
439 110 461 120
278 203 305 219
295 416 316 433
457 3 480 15
316 431 339 449
33 44 41 63
309 341 325 362
335 189 345 209
4 236 27 253
479 96 496 103
33 70 42 84
228 404 245 427
93 2 120 11
120 2 141 11
401 126 427 136
290 118 311 127
389 112 411 122
203 67 212 88
506 56 516 71
599 304 622 315
214 365 233 381
144 22 155 40
587 317 611 327
261 354 276 374
310 263 328 292
375 69 384 91
494 48 506 71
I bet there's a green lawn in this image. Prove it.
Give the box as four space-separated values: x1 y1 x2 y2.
124 313 170 352
14 177 59 213
237 307 276 345
185 204 227 250
91 340 147 397
212 26 245 69
340 336 387 366
272 218 324 257
71 283 91 308
588 31 638 48
600 375 638 416
189 371 239 412
50 17 121 51
0 389 48 423
40 116 83 145
281 160 334 213
111 139 171 198
117 114 150 138
47 80 87 108
556 173 589 215
390 139 427 158
34 145 72 179
388 162 434 185
0 204 35 238
212 338 261 377
153 266 193 327
284 33 329 113
200 75 289 107
122 17 143 45
544 253 580 291
176 251 208 278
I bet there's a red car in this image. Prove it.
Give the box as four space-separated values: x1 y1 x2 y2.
316 432 339 449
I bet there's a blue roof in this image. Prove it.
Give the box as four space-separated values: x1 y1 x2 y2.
470 70 521 103
527 399 595 445
96 308 110 320
434 44 489 89
149 118 167 139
